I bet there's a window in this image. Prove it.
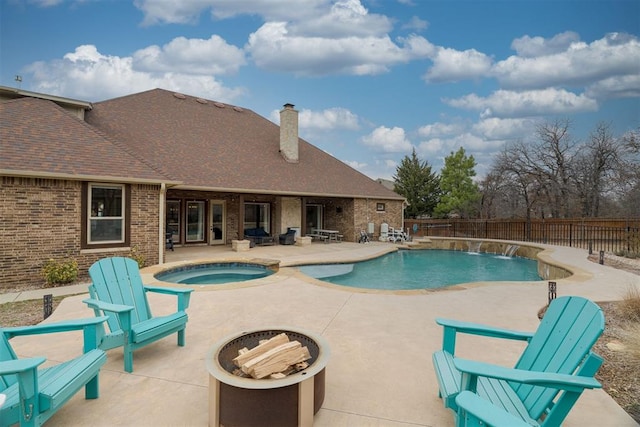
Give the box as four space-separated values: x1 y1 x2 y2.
244 202 270 233
88 184 125 244
376 203 386 212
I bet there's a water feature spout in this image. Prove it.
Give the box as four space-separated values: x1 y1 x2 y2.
503 245 520 257
467 241 482 254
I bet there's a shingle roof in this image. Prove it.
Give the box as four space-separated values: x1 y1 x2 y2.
86 88 402 200
0 97 172 183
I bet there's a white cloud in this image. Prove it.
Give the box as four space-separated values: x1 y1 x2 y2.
445 88 598 118
270 107 360 131
423 47 493 83
29 0 63 6
134 0 327 25
417 137 445 155
292 0 392 38
417 122 465 138
344 159 367 170
361 126 413 153
511 31 580 57
246 22 432 76
132 35 246 75
402 16 429 31
299 107 360 130
25 44 244 102
493 32 640 92
471 117 536 140
586 74 640 99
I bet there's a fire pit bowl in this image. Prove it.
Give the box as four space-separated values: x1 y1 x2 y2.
206 327 330 427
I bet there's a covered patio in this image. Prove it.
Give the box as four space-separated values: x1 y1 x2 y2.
6 242 639 426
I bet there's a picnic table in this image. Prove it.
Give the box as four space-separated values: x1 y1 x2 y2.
309 229 342 243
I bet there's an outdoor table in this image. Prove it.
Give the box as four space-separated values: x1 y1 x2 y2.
314 229 340 242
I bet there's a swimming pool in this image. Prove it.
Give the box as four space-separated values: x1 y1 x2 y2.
155 262 275 285
297 250 540 290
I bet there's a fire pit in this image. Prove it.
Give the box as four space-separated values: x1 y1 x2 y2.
206 327 330 427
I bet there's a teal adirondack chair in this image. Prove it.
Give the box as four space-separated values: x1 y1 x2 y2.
1 317 108 427
432 295 604 427
83 257 193 373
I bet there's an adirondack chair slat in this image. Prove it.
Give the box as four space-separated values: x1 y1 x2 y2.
516 302 604 418
84 257 193 373
431 296 604 427
477 377 534 424
0 336 18 391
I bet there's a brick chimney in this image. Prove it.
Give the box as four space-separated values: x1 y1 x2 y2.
279 103 299 163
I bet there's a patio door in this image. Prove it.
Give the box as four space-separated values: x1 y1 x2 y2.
306 204 323 231
209 200 225 245
186 201 205 242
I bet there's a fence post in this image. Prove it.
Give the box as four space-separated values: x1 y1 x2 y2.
588 241 592 255
569 223 573 247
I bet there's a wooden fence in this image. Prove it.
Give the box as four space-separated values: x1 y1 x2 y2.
404 218 640 255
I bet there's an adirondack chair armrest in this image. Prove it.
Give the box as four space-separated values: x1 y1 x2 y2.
454 358 602 393
436 318 533 355
83 298 134 314
0 357 46 375
3 316 110 353
143 285 193 311
455 391 532 427
2 316 109 338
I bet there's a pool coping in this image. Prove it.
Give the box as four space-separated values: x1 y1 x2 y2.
140 238 593 295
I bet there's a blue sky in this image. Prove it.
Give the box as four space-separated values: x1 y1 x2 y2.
2 0 639 181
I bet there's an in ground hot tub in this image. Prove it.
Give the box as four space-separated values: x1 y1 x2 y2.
206 327 330 427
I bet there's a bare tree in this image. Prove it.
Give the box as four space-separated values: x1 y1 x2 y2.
572 122 620 217
612 128 640 217
532 119 577 218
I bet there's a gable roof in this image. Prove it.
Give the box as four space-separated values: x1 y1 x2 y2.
86 88 402 200
0 97 173 184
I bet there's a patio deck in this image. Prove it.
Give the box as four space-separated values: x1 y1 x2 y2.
5 241 640 426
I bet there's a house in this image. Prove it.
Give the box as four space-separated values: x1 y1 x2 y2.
1 86 405 289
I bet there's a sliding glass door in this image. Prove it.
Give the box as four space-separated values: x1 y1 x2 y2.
186 201 205 242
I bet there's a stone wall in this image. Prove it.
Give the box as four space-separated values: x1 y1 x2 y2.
279 197 302 235
1 177 160 290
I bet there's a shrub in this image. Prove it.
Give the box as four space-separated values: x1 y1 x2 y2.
42 258 78 287
625 323 640 362
129 246 146 268
615 249 640 259
619 287 640 323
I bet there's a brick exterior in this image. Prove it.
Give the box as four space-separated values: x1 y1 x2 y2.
353 198 404 241
1 177 160 290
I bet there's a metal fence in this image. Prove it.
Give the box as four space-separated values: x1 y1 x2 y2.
404 219 640 255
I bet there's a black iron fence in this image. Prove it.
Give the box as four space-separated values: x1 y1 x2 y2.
405 219 640 255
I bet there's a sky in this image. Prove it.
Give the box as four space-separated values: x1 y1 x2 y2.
1 0 639 181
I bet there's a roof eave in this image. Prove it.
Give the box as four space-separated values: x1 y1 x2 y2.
171 184 404 200
0 169 181 186
0 85 93 110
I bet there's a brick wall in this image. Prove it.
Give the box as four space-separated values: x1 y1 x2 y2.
1 177 160 291
353 198 404 241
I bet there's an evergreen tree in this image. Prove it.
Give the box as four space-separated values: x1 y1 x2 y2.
434 147 481 218
393 149 440 218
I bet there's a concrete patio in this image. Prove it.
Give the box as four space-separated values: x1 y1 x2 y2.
5 241 640 426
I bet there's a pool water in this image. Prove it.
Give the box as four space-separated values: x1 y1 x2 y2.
297 250 540 290
156 262 274 285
